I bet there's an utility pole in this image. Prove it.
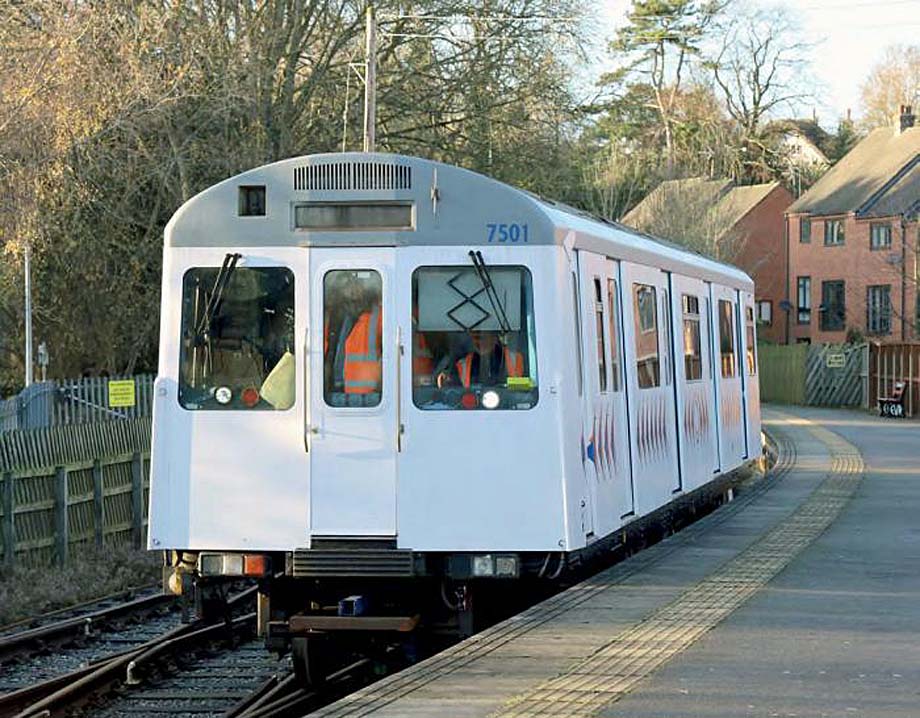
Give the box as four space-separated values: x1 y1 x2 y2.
363 5 376 153
24 241 33 387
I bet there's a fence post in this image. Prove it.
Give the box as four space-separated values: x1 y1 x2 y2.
54 466 69 566
93 460 104 549
131 452 144 549
2 472 14 571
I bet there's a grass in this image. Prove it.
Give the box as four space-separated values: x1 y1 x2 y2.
0 543 162 627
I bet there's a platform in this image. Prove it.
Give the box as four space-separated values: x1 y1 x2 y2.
310 407 920 718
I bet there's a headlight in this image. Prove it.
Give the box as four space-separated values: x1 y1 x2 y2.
494 554 519 577
472 554 494 577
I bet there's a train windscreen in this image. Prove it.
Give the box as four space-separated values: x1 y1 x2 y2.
411 266 538 411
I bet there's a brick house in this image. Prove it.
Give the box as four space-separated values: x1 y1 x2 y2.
785 106 919 344
623 178 792 343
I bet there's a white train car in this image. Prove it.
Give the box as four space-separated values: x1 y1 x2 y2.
148 153 761 666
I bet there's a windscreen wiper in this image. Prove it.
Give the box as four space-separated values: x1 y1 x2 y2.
195 252 241 340
468 250 511 333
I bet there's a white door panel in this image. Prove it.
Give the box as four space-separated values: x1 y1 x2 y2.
669 276 719 492
577 252 634 538
742 292 762 456
711 284 746 469
309 248 397 537
621 263 680 516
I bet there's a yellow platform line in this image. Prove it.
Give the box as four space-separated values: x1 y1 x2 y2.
496 416 864 717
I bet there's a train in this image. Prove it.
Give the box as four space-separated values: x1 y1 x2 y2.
147 152 762 681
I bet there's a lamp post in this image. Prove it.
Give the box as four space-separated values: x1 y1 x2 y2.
24 241 33 387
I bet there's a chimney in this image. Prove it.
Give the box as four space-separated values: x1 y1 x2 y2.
897 104 915 134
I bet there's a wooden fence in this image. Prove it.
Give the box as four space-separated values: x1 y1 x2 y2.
0 417 151 570
868 343 920 418
757 343 808 404
758 342 867 408
0 375 154 434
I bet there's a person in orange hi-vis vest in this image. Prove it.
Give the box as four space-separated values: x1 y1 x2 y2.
439 331 523 389
325 276 383 397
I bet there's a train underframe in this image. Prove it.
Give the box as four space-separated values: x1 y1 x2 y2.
163 465 755 685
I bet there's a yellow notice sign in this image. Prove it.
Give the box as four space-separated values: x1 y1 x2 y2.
108 379 136 408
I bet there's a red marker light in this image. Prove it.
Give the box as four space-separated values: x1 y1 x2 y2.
461 392 478 409
241 387 260 407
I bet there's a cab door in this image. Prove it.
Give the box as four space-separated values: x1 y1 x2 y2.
621 262 680 516
308 248 398 537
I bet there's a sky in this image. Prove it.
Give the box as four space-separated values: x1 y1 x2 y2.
594 0 920 128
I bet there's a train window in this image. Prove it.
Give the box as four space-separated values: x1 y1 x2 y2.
412 266 538 410
323 270 383 408
594 278 608 392
179 266 294 411
682 294 702 381
607 279 621 392
746 306 757 375
719 299 736 378
633 284 660 388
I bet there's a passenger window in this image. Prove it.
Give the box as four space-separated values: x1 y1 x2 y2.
746 306 757 375
719 299 736 378
682 294 702 381
323 270 383 408
594 278 608 392
179 265 294 410
412 265 538 411
633 284 660 388
607 278 620 392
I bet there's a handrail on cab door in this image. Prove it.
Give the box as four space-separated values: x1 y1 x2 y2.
396 325 403 453
303 328 311 453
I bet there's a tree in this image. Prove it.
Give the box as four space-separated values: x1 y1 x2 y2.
604 0 726 172
860 44 920 130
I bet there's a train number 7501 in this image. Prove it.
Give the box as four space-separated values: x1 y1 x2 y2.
487 223 529 243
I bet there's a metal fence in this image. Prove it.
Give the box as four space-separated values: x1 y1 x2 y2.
0 417 151 570
0 375 154 434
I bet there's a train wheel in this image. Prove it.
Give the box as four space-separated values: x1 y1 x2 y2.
292 634 327 686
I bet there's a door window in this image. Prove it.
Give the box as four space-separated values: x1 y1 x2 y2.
594 278 608 392
323 270 383 408
633 283 660 388
179 265 294 410
411 266 538 410
607 279 621 391
719 299 736 378
682 294 703 381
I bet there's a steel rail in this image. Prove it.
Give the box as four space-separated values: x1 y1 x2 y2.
0 592 175 664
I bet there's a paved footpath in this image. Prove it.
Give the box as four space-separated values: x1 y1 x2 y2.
311 407 920 718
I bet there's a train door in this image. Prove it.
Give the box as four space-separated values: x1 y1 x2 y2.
711 284 745 468
741 291 762 455
669 275 719 492
577 252 634 537
621 262 680 516
308 248 398 536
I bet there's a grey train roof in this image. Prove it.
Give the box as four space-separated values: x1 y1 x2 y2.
165 153 753 291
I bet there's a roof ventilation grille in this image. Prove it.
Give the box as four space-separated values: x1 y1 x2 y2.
294 161 412 191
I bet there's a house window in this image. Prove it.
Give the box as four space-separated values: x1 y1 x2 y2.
800 217 811 243
797 276 811 324
867 285 892 335
756 300 772 326
870 222 892 250
824 219 845 246
820 280 846 331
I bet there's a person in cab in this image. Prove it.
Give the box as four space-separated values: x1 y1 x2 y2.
438 330 524 389
324 273 382 402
